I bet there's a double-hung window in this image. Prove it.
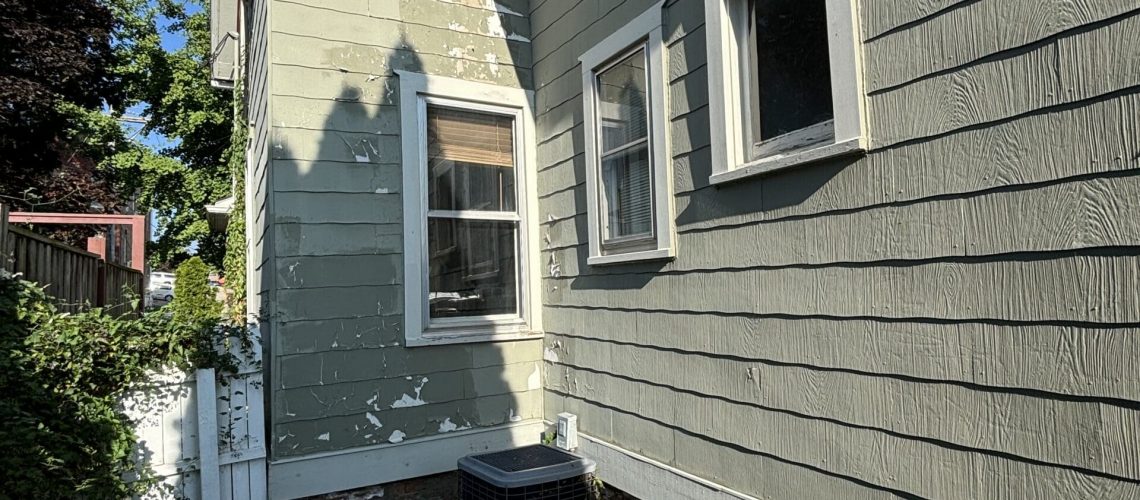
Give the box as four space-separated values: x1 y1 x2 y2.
397 71 540 346
580 1 675 265
705 0 867 184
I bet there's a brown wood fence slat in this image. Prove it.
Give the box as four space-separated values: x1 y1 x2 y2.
0 205 144 315
0 204 8 271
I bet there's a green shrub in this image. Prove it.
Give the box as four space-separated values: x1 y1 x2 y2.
0 269 254 498
171 256 221 325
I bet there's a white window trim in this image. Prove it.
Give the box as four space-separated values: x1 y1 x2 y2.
580 0 676 266
396 70 542 347
704 0 867 185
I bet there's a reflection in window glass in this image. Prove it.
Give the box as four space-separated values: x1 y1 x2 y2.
595 47 653 242
750 0 834 140
428 219 518 318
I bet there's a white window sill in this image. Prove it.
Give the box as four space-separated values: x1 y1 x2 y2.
405 328 543 347
588 247 674 266
709 137 865 186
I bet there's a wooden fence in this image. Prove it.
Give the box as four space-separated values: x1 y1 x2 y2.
1 205 145 314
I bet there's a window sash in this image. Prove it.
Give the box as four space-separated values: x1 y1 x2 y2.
421 99 526 331
579 1 675 266
593 43 656 247
426 210 521 222
703 0 866 184
600 135 649 159
600 142 654 244
743 0 835 156
426 218 520 321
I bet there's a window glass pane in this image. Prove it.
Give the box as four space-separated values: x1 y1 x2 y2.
602 144 652 240
596 47 649 152
752 0 833 139
428 219 518 319
427 106 516 212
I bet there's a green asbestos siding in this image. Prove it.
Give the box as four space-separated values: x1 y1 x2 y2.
263 0 540 461
535 0 1140 497
246 0 272 389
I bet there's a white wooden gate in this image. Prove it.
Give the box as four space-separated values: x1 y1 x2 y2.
124 348 266 499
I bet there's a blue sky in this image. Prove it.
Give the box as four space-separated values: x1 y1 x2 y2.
125 3 200 152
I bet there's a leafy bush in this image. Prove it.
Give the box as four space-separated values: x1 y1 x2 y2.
223 75 249 323
171 256 220 325
0 269 252 498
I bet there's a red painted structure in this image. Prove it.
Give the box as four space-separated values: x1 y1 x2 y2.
7 212 147 272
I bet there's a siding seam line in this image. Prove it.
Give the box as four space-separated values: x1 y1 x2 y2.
545 387 925 499
868 7 1140 95
540 304 1140 330
547 365 1140 485
545 331 1140 411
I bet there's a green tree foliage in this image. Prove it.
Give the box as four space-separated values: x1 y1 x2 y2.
0 269 253 497
171 255 221 325
1 0 237 267
0 0 130 235
0 0 121 184
119 0 235 268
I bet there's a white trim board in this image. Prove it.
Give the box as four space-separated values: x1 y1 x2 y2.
576 433 758 500
703 0 867 184
267 420 544 499
579 0 676 266
395 70 543 346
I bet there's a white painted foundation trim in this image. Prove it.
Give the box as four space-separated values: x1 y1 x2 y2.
267 419 545 499
575 433 758 500
709 137 864 185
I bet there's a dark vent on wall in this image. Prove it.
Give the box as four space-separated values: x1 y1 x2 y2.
458 445 598 499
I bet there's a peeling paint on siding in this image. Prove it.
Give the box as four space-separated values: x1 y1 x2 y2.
366 412 383 428
485 53 500 76
527 364 541 391
438 418 472 433
484 14 530 43
388 430 406 443
390 377 429 408
544 341 561 363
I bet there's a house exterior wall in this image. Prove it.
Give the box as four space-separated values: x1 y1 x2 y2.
245 0 272 385
252 0 545 496
535 0 1140 498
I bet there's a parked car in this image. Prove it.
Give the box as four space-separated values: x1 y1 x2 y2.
149 285 174 303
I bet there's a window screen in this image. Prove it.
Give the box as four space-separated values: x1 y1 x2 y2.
595 47 654 243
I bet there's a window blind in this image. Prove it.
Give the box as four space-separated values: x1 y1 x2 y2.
427 107 514 168
603 145 653 239
616 149 652 236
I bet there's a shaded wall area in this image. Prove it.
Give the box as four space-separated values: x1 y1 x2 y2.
259 0 543 465
534 0 1140 497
